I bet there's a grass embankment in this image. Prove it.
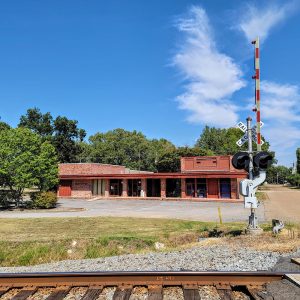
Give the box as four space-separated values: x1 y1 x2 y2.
0 217 243 267
0 217 299 267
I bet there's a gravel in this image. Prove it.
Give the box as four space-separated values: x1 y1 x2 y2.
0 245 284 273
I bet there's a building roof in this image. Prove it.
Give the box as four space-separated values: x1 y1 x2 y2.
59 156 247 180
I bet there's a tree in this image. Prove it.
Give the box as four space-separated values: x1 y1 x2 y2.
0 128 58 206
296 148 300 174
18 108 86 162
195 126 270 155
88 129 156 171
52 116 86 163
156 146 212 172
0 121 10 132
266 165 291 184
19 107 53 137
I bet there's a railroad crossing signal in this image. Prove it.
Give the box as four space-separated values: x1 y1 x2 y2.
236 121 264 147
232 151 273 171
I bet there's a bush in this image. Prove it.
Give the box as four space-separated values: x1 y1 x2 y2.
287 174 300 187
31 191 57 209
0 190 19 209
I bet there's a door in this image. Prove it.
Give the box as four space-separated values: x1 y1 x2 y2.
220 179 231 198
59 180 72 197
207 179 219 198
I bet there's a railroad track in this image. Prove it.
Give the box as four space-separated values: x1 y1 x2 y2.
0 271 298 300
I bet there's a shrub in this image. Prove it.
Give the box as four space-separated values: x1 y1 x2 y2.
0 190 19 208
31 191 57 209
287 174 300 187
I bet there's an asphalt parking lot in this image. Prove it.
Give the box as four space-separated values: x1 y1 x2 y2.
0 198 265 223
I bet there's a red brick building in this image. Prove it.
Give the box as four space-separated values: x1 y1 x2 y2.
58 156 246 201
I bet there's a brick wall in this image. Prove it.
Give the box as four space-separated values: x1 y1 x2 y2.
181 156 247 174
71 179 92 198
59 163 126 176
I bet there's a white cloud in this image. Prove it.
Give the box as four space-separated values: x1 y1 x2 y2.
238 1 296 43
261 81 300 122
260 80 300 165
174 6 245 127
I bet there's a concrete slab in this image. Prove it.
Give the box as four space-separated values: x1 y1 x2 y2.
291 258 300 266
285 274 300 288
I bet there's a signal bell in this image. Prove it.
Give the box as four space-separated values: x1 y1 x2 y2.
232 152 250 170
253 151 273 169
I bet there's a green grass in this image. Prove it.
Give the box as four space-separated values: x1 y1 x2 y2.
0 217 247 267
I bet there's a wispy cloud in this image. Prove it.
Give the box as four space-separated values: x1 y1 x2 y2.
173 6 246 128
238 1 296 43
261 80 300 165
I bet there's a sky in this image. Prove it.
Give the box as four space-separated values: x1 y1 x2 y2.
0 0 299 166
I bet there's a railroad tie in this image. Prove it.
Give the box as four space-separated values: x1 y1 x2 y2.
45 286 71 300
10 287 37 300
217 288 232 300
246 286 261 300
112 286 132 300
0 287 10 297
81 286 103 300
183 284 200 300
148 285 163 300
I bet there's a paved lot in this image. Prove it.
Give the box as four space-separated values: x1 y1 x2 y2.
0 198 265 223
263 185 300 223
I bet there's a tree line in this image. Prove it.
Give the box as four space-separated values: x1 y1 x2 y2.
0 107 297 207
2 108 272 172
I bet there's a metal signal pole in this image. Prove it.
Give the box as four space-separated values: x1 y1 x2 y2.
252 37 261 151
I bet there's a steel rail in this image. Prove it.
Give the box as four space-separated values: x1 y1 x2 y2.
0 271 291 288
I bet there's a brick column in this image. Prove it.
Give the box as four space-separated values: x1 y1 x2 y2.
104 179 110 198
181 178 186 198
160 178 166 198
230 178 237 199
141 179 147 197
122 179 128 197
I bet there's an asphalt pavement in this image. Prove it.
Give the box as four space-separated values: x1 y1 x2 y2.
0 198 265 222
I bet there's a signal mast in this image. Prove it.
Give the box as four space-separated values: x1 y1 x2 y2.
233 36 272 234
252 37 262 152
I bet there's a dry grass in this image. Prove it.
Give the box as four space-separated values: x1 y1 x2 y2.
256 191 269 201
218 229 300 253
0 217 244 267
0 217 298 267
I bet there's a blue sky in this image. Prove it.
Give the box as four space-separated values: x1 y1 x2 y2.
0 1 299 166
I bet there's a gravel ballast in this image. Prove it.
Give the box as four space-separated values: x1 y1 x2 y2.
0 245 285 273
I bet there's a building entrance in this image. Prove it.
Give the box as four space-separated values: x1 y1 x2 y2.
146 179 161 197
110 179 123 196
186 178 207 198
220 178 231 198
128 179 141 197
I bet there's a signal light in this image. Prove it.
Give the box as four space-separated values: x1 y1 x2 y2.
253 151 273 170
232 152 250 170
232 151 273 171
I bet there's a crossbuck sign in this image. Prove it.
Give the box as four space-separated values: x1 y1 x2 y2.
236 121 264 147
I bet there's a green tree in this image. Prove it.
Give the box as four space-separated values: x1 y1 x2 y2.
0 121 10 132
18 108 86 162
88 129 155 170
266 165 292 184
156 146 212 172
0 128 58 206
52 116 86 163
287 173 300 187
195 126 270 155
19 107 53 137
296 148 300 174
